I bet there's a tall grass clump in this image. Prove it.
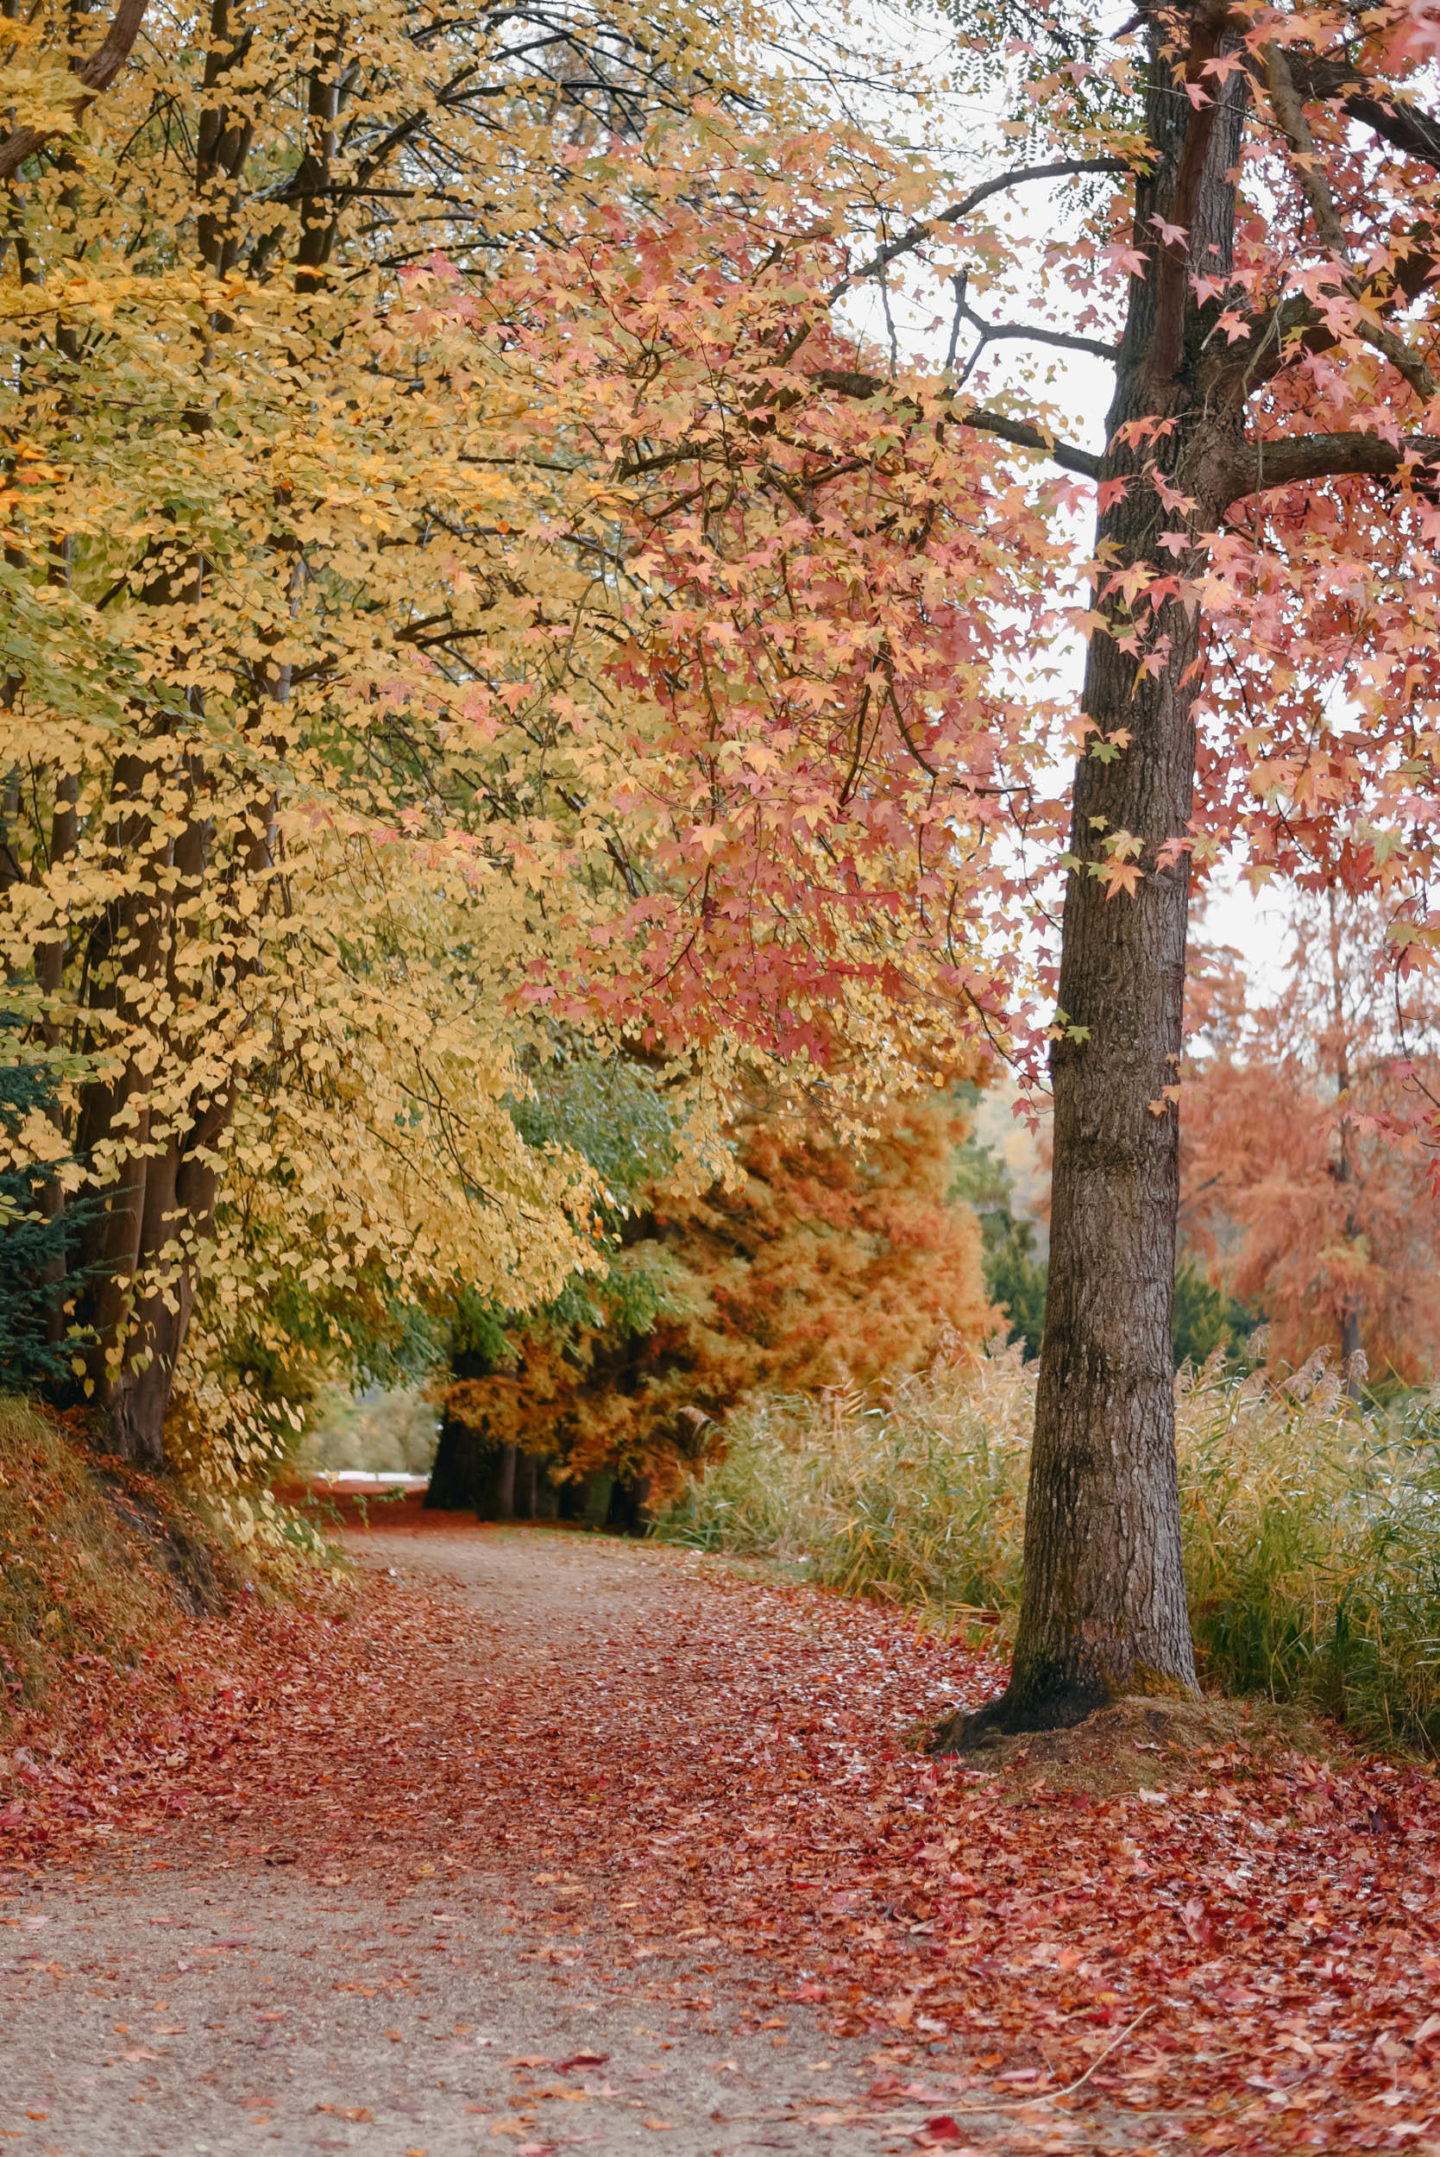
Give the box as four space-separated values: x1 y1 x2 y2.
660 1346 1033 1613
655 1343 1440 1752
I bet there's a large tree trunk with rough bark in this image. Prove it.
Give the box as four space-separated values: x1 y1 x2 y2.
944 12 1249 1741
70 734 229 1469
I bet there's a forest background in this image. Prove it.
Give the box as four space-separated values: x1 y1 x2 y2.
2 0 1440 1744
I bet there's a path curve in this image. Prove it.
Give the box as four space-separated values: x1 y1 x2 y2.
0 1519 1145 2157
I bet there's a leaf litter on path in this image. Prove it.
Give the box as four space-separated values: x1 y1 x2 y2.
2 1513 1439 2154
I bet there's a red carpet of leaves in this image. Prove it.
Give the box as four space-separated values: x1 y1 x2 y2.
3 1517 1440 2153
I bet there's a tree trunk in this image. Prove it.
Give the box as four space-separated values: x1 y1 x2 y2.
1340 1302 1364 1397
37 768 79 1345
73 739 223 1468
97 1109 221 1471
1327 891 1365 1397
945 15 1249 1740
494 1443 517 1521
425 1413 491 1510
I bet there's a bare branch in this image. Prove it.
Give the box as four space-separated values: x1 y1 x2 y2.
829 158 1132 304
0 0 149 182
956 292 1119 364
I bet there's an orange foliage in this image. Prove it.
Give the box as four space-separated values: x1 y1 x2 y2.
1182 904 1440 1384
446 1089 995 1495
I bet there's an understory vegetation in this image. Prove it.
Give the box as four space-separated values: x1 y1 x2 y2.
0 1397 328 1717
657 1346 1440 1754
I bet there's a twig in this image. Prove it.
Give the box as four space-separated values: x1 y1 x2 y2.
948 2003 1156 2111
830 158 1132 303
0 0 150 181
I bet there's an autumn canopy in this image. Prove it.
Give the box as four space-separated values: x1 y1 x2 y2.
0 0 1437 1727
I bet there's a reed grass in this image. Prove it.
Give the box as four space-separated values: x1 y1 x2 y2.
655 1344 1440 1752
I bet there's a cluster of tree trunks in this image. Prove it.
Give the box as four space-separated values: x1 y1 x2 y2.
424 1412 650 1533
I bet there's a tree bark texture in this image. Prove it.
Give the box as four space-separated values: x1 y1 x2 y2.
71 738 226 1468
966 15 1250 1734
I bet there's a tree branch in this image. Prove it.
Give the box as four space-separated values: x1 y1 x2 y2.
812 369 1101 477
956 294 1119 365
829 158 1132 304
961 410 1102 478
1287 49 1440 174
1211 229 1439 402
1259 43 1437 403
0 0 149 182
1220 430 1440 505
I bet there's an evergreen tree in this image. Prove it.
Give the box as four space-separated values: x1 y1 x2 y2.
0 1032 95 1392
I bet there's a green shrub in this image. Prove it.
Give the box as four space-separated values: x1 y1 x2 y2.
655 1345 1440 1753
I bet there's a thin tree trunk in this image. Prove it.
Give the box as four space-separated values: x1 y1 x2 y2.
75 735 215 1465
37 767 78 1342
945 13 1249 1740
75 743 170 1451
1327 891 1365 1396
494 1443 517 1521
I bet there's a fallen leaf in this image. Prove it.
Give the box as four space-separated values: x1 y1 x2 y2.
912 2122 976 2151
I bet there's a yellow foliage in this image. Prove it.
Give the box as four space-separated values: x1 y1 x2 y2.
0 0 783 1466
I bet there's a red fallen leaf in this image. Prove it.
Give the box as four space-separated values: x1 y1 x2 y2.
1181 1895 1219 1949
554 2050 609 2070
912 2120 975 2149
13 1515 1440 2157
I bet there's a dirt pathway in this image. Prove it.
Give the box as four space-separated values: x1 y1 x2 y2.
4 1513 1438 2157
0 1522 1073 2157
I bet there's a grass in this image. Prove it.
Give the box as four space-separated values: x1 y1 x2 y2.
655 1344 1440 1754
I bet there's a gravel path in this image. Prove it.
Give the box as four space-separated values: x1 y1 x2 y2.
0 1523 1132 2157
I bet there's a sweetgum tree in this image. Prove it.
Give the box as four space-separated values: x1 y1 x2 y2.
912 0 1440 1730
455 2 1440 1730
